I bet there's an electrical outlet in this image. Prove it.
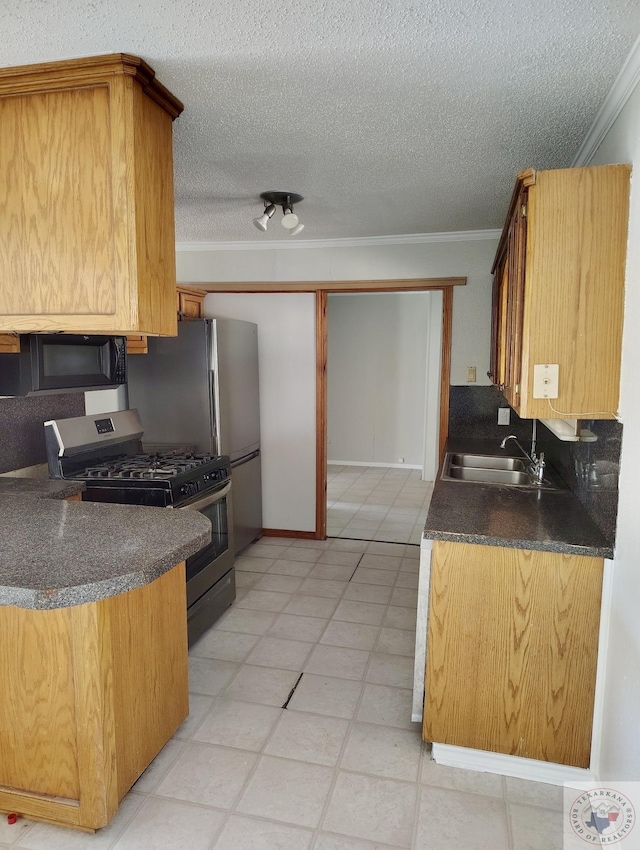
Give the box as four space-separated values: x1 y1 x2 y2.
498 407 510 425
533 364 559 399
467 366 476 383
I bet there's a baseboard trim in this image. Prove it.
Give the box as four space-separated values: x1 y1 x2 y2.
328 460 422 470
431 743 595 786
261 528 319 539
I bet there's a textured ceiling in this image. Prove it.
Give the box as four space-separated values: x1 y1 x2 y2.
2 1 639 242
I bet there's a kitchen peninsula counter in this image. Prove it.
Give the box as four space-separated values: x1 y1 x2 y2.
0 476 85 500
0 479 211 832
424 439 612 559
0 480 210 609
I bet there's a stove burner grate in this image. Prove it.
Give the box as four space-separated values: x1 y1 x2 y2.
79 451 218 481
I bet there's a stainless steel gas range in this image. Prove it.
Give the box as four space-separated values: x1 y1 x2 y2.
44 409 235 644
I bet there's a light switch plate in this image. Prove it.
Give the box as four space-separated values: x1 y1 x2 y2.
533 364 559 399
498 407 510 425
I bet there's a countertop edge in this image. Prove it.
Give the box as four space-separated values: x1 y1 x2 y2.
422 529 613 560
0 526 210 610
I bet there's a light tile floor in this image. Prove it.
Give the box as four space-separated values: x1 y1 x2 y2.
3 537 564 850
327 465 434 545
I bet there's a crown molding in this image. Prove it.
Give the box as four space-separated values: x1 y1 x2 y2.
175 228 501 253
572 33 640 166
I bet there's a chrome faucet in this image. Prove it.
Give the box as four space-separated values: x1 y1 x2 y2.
500 422 546 484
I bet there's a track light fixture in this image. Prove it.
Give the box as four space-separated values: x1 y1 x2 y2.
254 191 304 236
253 202 276 232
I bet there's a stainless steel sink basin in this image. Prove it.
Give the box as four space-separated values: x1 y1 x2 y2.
446 466 534 485
441 452 562 490
447 453 527 472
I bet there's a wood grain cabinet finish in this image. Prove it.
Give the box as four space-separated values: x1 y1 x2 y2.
490 165 630 419
177 284 206 319
0 563 188 831
126 286 205 354
424 541 603 769
0 54 183 336
0 334 20 353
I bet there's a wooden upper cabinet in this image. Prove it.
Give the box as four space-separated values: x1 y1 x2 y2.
490 164 630 419
0 54 184 336
176 285 205 319
126 286 204 354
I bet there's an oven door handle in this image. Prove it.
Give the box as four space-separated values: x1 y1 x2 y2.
178 480 232 511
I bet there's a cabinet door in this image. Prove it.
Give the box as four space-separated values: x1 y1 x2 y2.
490 187 527 410
0 334 19 353
177 288 205 319
0 86 118 327
424 541 603 768
503 186 527 410
0 55 182 336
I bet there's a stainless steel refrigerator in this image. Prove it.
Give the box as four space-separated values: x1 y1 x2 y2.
127 318 262 554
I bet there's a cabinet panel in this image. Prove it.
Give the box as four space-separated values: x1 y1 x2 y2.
0 55 183 336
0 334 20 353
177 286 205 319
126 335 149 355
0 606 79 798
131 84 179 337
0 562 188 830
0 86 116 320
106 562 188 798
491 165 629 419
424 540 603 768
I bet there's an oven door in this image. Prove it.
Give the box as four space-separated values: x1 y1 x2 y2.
177 480 235 609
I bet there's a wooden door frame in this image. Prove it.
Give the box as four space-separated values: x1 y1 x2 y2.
189 278 463 539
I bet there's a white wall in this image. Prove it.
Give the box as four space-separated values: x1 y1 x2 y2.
327 292 430 466
177 236 498 385
585 79 640 780
177 234 498 532
202 293 317 533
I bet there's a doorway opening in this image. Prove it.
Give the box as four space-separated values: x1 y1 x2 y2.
195 278 460 540
325 290 440 545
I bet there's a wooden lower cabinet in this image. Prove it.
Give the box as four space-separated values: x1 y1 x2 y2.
424 541 603 768
0 563 188 831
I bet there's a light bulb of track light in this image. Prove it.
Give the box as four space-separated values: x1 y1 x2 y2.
281 211 299 229
290 222 305 236
253 213 269 231
253 203 276 231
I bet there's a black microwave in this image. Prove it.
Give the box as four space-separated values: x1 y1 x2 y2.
0 334 127 396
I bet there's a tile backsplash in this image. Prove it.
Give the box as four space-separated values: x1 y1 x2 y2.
449 386 622 547
0 395 85 474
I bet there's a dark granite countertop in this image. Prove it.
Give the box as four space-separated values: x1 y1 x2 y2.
0 476 86 500
424 439 613 559
0 483 211 610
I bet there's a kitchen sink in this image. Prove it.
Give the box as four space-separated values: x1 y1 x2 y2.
441 452 562 490
447 453 528 472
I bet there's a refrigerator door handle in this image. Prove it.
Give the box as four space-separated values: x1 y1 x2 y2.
210 370 220 454
231 450 261 467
